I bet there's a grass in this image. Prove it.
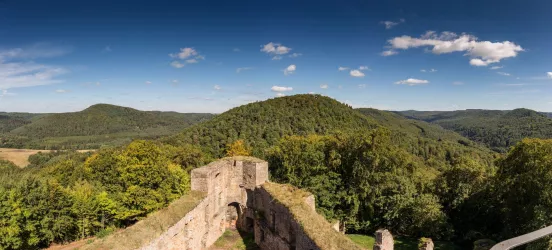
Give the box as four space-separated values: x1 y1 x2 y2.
81 191 206 250
0 148 93 167
210 229 259 250
0 148 50 167
347 234 461 250
263 182 364 250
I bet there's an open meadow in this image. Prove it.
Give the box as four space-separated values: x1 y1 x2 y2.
0 148 93 167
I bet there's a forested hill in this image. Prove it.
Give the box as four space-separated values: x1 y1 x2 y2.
10 104 213 137
166 95 492 161
398 108 552 152
0 104 214 149
165 94 380 156
0 112 46 133
356 108 472 143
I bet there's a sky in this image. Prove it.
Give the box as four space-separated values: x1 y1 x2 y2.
1 0 551 113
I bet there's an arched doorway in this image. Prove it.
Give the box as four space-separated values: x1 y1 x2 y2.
226 202 242 229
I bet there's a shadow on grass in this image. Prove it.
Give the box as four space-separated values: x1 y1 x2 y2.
237 230 260 250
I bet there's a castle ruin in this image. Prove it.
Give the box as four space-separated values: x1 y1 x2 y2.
139 156 362 250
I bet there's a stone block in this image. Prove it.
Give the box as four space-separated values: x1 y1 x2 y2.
374 229 394 250
243 161 268 189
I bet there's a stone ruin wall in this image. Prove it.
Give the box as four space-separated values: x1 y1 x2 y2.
140 158 261 250
250 187 319 250
139 157 342 250
139 157 437 250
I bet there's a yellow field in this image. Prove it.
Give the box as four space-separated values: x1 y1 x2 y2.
0 148 94 167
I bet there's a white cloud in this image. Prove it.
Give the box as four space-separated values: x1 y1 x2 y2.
0 62 68 90
169 47 204 68
469 59 489 66
284 64 296 75
350 70 365 77
359 66 370 71
214 85 221 90
338 66 349 71
236 67 253 73
55 89 67 93
548 72 552 78
421 69 437 72
276 93 285 97
233 48 240 52
381 50 398 56
497 72 511 76
170 61 185 68
320 84 328 89
0 45 69 90
380 19 405 29
271 86 293 92
169 47 198 59
0 43 69 60
358 84 366 88
261 42 292 55
289 53 302 58
145 81 152 84
0 89 15 99
395 78 429 86
171 79 178 83
452 81 464 85
490 66 503 70
384 31 524 66
272 56 283 60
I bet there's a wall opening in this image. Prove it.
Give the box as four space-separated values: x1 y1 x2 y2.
226 202 241 229
246 217 254 232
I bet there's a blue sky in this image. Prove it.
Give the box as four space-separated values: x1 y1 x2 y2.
1 0 551 113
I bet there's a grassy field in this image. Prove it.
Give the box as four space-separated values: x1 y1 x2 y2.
0 148 93 167
0 148 50 167
210 229 258 250
347 234 461 250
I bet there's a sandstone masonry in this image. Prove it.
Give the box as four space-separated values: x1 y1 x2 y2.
139 156 359 250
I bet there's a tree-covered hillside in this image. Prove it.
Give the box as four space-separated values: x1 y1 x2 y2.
165 95 380 157
0 112 45 134
356 108 472 143
0 104 214 149
398 109 552 152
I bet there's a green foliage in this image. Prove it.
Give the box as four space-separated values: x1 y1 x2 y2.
266 130 455 239
347 234 461 250
0 104 214 149
166 94 379 158
0 140 202 249
494 138 552 238
399 109 552 152
226 140 251 156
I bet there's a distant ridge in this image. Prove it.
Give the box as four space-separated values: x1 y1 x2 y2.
397 108 552 152
0 104 214 149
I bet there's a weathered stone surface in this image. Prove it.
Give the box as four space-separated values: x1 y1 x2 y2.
140 157 356 250
418 238 434 250
374 229 394 250
253 187 319 250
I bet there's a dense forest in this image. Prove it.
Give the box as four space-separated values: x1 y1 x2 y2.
398 109 552 153
0 104 214 149
0 141 210 249
0 95 551 249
